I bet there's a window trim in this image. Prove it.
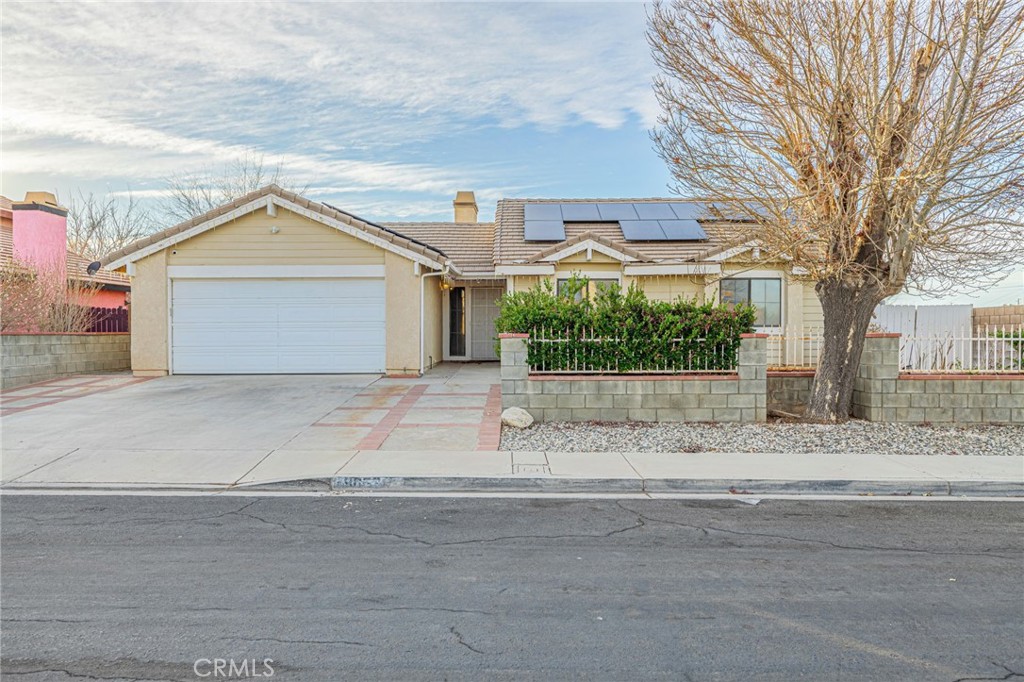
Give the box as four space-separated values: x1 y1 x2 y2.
555 274 622 301
720 276 784 328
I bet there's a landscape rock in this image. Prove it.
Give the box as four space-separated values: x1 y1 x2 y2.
500 420 1024 456
501 407 535 429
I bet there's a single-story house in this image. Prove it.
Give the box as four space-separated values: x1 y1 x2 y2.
102 185 822 377
1 192 131 309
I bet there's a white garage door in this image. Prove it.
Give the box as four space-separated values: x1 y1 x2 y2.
171 279 385 374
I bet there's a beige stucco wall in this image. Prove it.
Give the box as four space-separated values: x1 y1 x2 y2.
634 275 705 303
553 262 623 277
128 206 429 376
510 275 542 293
168 208 384 265
384 251 422 375
422 274 443 370
558 252 621 264
130 250 169 375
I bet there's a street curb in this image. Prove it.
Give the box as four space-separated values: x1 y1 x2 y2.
328 475 1024 497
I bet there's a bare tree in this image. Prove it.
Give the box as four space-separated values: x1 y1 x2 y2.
163 152 302 223
0 260 97 333
649 0 1024 421
66 190 155 260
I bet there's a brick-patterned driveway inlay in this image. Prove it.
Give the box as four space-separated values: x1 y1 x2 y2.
0 374 147 416
313 378 503 451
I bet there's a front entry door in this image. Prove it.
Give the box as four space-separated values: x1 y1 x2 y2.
469 287 503 361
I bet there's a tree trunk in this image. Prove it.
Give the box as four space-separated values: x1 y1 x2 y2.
806 279 885 422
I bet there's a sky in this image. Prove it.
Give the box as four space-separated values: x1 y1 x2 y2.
2 1 1020 305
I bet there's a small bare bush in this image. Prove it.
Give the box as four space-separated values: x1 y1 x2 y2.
0 260 98 333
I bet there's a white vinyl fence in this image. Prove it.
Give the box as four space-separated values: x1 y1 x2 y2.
767 324 1023 373
872 304 974 369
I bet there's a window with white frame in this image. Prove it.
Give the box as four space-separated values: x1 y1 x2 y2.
720 278 782 327
556 278 619 301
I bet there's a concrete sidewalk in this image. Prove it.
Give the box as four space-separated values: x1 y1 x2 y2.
2 447 1021 496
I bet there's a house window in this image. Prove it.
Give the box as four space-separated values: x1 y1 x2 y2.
449 287 466 356
721 278 782 327
557 278 619 301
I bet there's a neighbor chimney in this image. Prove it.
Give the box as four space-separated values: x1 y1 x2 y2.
453 191 478 223
11 191 68 280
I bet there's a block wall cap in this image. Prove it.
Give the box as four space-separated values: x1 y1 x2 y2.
899 373 1024 381
498 333 530 339
0 332 130 337
740 333 769 339
528 373 738 381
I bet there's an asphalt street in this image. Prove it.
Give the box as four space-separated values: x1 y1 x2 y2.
1 495 1021 681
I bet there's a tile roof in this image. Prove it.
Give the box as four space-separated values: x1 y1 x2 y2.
493 198 755 266
96 189 762 277
526 231 648 263
101 184 451 269
380 222 496 277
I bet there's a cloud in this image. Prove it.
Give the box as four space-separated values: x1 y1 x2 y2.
2 1 657 213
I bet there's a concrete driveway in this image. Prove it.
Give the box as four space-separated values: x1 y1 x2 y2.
0 364 500 487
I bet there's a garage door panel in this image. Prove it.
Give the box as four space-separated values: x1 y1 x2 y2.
278 303 385 324
171 278 386 374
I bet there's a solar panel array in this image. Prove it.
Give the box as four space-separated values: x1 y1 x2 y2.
523 202 709 242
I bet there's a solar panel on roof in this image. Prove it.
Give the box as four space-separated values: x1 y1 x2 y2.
560 203 602 222
596 204 640 221
659 219 707 240
524 204 563 221
523 220 566 241
668 203 704 220
634 203 677 220
619 221 667 240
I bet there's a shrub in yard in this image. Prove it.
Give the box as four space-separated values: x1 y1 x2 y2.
494 276 756 372
0 260 96 333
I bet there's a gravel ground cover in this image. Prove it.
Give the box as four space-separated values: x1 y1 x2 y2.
500 420 1024 456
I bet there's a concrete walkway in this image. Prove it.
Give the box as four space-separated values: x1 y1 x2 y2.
2 368 1020 495
3 446 1020 496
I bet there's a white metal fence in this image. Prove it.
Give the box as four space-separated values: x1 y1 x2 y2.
766 326 823 369
527 327 738 374
900 326 1023 373
765 325 1023 373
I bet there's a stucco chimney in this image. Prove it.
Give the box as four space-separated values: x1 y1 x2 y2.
12 191 68 280
453 191 478 223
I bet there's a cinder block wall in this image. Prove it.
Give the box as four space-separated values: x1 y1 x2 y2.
853 334 1024 424
767 372 814 414
0 334 131 389
973 304 1024 329
500 333 767 423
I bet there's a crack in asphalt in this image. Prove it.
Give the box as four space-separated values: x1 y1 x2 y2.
613 502 1020 559
222 636 369 647
449 626 486 655
953 663 1024 681
358 606 492 615
9 499 1019 561
225 501 647 546
0 668 176 682
2 618 91 624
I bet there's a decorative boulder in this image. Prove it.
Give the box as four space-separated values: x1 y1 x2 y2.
501 407 534 429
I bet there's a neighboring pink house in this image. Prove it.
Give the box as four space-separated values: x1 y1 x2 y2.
0 192 131 309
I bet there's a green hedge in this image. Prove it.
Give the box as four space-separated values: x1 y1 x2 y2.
495 277 756 373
